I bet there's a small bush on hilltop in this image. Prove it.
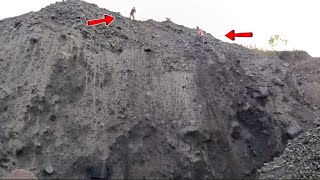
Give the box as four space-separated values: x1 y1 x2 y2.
243 35 305 59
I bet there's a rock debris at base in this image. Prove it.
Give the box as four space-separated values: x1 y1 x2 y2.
259 127 320 179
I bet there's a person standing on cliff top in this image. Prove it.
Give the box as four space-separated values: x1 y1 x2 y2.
196 26 204 44
130 7 136 20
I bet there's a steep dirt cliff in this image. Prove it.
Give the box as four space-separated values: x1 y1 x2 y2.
0 0 318 179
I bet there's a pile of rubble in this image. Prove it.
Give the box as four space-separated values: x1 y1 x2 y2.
259 127 320 179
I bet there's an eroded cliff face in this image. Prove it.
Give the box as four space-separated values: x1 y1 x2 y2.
0 0 318 179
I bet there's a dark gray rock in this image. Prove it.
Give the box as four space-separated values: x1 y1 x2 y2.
144 113 151 120
30 34 42 43
231 121 241 140
51 95 60 104
87 163 109 179
312 119 320 126
286 124 303 139
180 126 211 142
253 87 269 98
272 77 285 87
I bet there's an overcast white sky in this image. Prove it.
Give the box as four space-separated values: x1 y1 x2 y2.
0 0 319 56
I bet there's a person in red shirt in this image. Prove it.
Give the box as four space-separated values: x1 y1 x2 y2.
196 26 204 44
130 7 136 20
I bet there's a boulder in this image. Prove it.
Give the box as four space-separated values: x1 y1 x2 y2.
253 87 269 98
180 126 211 142
272 77 285 87
312 118 320 126
286 124 303 139
152 34 162 38
44 165 54 174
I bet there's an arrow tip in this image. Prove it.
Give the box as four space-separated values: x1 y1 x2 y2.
225 30 235 41
104 14 115 26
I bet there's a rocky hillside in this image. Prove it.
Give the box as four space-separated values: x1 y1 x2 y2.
0 0 319 179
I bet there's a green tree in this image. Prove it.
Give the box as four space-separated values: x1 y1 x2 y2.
268 35 288 50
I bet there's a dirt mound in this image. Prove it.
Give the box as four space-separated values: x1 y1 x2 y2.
277 50 311 61
0 0 319 179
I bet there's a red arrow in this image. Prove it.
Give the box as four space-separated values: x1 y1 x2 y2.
225 30 253 41
87 14 115 27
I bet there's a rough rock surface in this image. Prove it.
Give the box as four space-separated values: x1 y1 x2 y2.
292 57 320 111
0 0 319 179
259 127 320 179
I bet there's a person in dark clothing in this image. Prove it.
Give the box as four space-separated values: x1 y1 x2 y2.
130 7 136 20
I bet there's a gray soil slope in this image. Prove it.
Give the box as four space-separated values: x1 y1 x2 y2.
0 0 319 179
